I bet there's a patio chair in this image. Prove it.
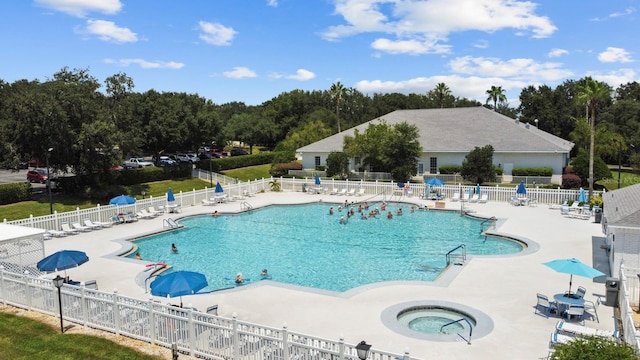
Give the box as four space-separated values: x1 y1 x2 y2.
356 188 365 196
147 206 162 216
565 304 585 323
46 230 67 238
346 189 356 196
510 196 521 206
71 221 92 232
584 297 601 323
535 293 559 318
574 286 586 299
206 305 219 316
61 222 79 235
469 194 479 202
478 194 488 203
451 192 460 201
83 219 103 230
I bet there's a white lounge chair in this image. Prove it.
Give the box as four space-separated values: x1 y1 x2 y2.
550 331 575 346
329 188 338 195
346 189 356 196
478 194 488 203
147 206 162 216
72 221 92 232
555 320 617 338
461 193 470 202
338 188 347 195
61 223 79 235
469 194 479 203
356 188 365 196
202 199 216 206
136 210 153 219
46 230 67 237
83 219 103 230
451 192 460 201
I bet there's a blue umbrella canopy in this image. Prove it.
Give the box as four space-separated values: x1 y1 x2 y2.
167 188 175 202
109 195 136 206
476 184 481 195
578 188 587 203
315 175 321 186
37 250 89 272
215 181 224 193
543 258 605 294
425 178 445 186
150 270 208 298
516 181 527 196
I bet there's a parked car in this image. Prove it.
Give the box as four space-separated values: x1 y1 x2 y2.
124 157 154 169
187 153 200 163
198 152 213 160
27 169 49 183
230 148 249 156
175 153 191 163
159 156 178 166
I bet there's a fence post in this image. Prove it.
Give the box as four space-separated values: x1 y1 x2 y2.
0 266 4 305
282 323 290 360
188 307 196 356
148 297 156 345
23 270 32 310
232 313 240 357
81 285 88 326
113 289 120 335
338 336 345 360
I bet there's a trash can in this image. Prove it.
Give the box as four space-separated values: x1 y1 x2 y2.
593 206 602 223
605 277 619 306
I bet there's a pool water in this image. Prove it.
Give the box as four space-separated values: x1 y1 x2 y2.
132 203 522 292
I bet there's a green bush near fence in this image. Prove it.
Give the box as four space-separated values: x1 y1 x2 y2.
438 165 461 174
0 182 32 205
198 153 276 173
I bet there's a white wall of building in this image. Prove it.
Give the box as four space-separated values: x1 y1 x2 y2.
608 226 640 278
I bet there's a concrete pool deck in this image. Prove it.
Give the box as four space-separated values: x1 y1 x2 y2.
39 191 614 359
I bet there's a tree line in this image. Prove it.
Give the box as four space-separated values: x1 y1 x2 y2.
1 67 639 184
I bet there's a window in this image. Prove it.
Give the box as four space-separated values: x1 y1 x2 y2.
430 157 438 174
315 156 321 170
418 163 424 175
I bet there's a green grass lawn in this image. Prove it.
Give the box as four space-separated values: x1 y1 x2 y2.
221 164 271 182
0 312 161 360
597 171 640 191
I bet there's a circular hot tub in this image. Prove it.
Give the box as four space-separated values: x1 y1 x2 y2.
381 301 493 342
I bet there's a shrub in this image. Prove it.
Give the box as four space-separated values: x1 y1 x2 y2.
439 165 461 174
562 173 582 189
269 162 302 177
512 167 553 176
0 182 32 205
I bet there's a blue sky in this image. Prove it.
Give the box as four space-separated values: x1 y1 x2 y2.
1 0 638 106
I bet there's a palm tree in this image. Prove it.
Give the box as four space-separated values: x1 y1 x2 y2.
330 82 347 132
576 77 611 200
485 85 507 111
433 83 452 108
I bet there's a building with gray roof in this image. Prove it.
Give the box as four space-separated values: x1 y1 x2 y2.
602 184 640 277
297 107 574 183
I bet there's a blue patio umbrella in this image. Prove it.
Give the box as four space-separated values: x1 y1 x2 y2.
578 187 587 203
425 177 445 186
109 194 136 206
315 175 321 186
167 188 175 202
543 258 605 295
215 181 224 193
150 270 208 306
476 184 481 195
516 181 527 196
37 250 89 273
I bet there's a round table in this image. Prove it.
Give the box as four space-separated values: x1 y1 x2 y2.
554 293 585 318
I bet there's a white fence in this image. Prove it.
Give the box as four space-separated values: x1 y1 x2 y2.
620 264 640 353
4 173 597 233
0 269 415 360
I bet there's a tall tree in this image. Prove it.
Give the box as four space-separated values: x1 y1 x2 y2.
461 145 496 184
429 83 453 108
576 77 612 199
329 82 347 132
485 85 507 111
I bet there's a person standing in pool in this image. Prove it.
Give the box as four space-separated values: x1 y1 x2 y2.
261 269 269 277
171 243 178 253
235 272 244 284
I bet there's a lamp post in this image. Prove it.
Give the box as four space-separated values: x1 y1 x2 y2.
618 142 622 189
209 159 213 188
46 147 54 214
141 190 146 199
355 341 371 360
534 118 539 129
52 275 65 333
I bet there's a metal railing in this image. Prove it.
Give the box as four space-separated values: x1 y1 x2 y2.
0 269 416 360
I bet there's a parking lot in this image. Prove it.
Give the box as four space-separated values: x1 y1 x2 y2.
0 169 45 191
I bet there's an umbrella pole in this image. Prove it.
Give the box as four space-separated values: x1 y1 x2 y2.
568 274 573 295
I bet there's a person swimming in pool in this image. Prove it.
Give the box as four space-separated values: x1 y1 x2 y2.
261 269 269 277
387 211 393 219
235 272 244 284
329 207 334 215
171 243 178 253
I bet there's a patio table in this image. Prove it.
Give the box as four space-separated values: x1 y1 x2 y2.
554 293 585 316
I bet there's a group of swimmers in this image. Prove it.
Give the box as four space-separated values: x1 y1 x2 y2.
235 269 269 284
331 201 418 224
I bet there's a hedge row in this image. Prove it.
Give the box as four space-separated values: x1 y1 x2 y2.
512 167 553 176
197 153 277 173
438 165 504 175
0 182 32 205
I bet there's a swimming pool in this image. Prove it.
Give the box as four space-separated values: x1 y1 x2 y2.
132 203 523 292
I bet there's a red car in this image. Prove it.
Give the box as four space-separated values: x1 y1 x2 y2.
27 169 48 183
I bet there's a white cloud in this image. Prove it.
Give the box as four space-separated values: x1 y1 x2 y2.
371 37 451 55
35 0 122 17
81 20 137 43
548 48 568 58
588 69 638 88
267 0 278 7
285 69 316 81
223 67 257 79
598 47 633 63
473 39 489 49
591 7 635 21
198 21 237 46
322 0 557 54
448 56 573 81
354 74 527 104
103 58 184 69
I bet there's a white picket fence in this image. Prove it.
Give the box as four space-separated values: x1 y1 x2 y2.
619 264 640 353
0 269 414 360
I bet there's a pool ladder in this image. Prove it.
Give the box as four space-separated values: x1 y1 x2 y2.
240 201 253 211
163 218 179 229
445 244 466 266
440 317 473 345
